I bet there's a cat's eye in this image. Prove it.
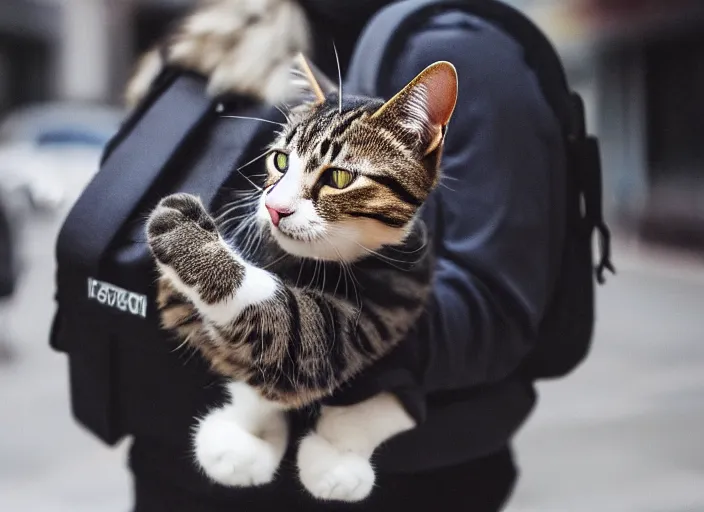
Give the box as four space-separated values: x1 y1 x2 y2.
327 169 355 189
272 151 289 172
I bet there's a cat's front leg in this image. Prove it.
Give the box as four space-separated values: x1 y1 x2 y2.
297 393 416 502
194 381 289 487
147 197 288 486
146 193 276 325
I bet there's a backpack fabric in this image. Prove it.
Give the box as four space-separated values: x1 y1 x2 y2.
50 0 611 448
347 0 613 380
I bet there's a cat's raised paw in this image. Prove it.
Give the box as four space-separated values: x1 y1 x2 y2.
297 432 375 502
148 193 217 238
146 193 221 267
194 411 282 488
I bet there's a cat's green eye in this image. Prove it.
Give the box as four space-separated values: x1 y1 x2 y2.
273 151 289 172
328 169 354 189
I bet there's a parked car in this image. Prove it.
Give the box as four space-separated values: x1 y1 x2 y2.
0 102 125 216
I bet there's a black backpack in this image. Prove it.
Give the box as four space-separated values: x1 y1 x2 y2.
50 0 613 447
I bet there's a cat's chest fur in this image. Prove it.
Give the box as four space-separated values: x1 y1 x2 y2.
233 223 434 309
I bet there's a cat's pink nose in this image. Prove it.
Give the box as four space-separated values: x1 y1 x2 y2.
266 205 293 227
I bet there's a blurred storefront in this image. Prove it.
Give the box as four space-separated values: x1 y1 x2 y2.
514 0 704 249
0 0 59 116
0 0 188 110
2 0 704 249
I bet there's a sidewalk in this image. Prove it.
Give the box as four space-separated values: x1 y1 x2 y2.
508 238 704 512
1 205 703 511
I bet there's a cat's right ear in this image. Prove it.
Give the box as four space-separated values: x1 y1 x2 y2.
371 61 457 157
290 53 337 105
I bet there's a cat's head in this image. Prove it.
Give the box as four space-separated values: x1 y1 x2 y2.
257 55 458 261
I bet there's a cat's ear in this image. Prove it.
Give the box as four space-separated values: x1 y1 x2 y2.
290 53 337 105
372 61 458 155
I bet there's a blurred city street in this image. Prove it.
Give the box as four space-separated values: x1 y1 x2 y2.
511 241 704 512
0 181 703 512
1 1 704 511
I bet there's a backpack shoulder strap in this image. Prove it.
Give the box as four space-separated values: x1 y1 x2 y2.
347 0 575 136
346 0 614 282
56 72 213 277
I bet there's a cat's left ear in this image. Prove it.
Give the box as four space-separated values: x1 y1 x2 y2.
290 53 338 105
372 61 458 156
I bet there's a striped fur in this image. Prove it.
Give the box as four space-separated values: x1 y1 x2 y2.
148 61 457 407
146 58 457 499
155 220 432 408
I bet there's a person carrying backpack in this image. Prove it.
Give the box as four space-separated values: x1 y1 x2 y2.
51 1 613 511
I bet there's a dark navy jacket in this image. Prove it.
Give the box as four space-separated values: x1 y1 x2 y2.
129 0 566 485
309 1 565 471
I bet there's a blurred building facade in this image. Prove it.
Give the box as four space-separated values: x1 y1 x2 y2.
2 0 704 248
517 0 704 249
0 0 188 112
0 0 60 114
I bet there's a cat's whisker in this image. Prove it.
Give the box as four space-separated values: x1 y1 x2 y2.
221 115 285 127
261 253 288 270
325 238 361 312
274 104 291 124
172 333 193 353
326 225 427 265
321 259 328 296
218 188 262 199
178 343 200 366
309 259 321 292
216 199 259 217
350 242 416 270
343 260 363 322
224 215 258 239
333 41 343 114
236 218 266 260
215 186 263 200
215 198 261 222
243 231 262 260
237 148 272 170
437 181 456 192
233 149 276 192
217 209 259 227
231 221 255 252
222 216 259 247
219 200 261 217
235 171 263 192
221 176 267 194
232 218 258 236
384 233 428 255
220 218 257 236
295 260 305 289
250 227 268 260
340 261 350 301
323 239 345 298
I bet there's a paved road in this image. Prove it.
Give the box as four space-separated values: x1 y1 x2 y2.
510 243 704 512
1 198 703 512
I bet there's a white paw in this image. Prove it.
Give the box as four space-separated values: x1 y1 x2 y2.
297 432 375 502
194 412 282 487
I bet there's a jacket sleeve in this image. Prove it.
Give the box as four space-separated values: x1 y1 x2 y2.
325 13 565 417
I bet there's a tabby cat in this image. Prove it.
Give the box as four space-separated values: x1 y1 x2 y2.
146 55 457 502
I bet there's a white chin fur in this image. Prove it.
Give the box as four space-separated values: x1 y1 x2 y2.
256 196 410 262
271 229 365 261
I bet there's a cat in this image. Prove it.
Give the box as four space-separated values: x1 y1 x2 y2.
146 55 458 502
